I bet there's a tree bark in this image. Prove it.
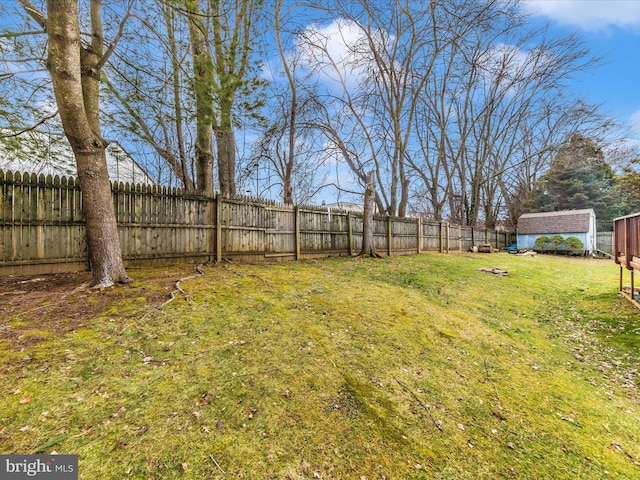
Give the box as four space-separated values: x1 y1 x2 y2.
360 170 380 257
45 0 130 287
276 0 296 205
214 122 236 197
210 0 258 198
164 2 193 191
186 2 215 195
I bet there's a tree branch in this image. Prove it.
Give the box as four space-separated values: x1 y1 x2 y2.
16 0 47 31
96 0 135 70
396 380 443 432
0 30 46 39
0 111 60 138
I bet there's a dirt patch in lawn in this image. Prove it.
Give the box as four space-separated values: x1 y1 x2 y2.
0 266 196 351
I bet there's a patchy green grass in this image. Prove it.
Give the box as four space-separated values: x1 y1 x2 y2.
1 254 639 479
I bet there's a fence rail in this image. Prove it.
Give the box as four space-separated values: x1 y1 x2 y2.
1 169 516 275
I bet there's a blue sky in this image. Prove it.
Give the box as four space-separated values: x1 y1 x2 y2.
523 0 640 143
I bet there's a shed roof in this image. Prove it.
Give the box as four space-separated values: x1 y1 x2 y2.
517 209 595 235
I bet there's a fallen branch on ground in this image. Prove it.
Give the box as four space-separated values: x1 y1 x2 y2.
483 358 501 402
396 379 443 432
209 454 226 473
222 263 270 286
158 264 205 309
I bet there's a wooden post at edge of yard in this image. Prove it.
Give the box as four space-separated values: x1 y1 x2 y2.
295 205 300 260
387 215 392 257
216 193 222 263
347 211 353 256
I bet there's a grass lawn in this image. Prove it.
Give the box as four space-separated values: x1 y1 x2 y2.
1 253 639 479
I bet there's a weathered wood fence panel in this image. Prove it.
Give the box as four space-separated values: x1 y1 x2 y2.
614 214 640 271
299 207 350 256
392 217 418 255
597 231 613 255
0 170 516 275
112 183 211 264
422 222 442 252
1 171 86 273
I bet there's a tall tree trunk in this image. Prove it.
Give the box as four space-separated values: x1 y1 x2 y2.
283 179 293 205
46 0 130 287
214 108 236 197
275 0 296 205
164 2 194 191
360 171 380 257
398 178 410 217
186 2 215 195
209 0 257 198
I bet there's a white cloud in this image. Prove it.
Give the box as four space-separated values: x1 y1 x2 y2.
296 19 370 89
476 42 557 97
523 0 640 31
296 18 396 92
478 43 529 76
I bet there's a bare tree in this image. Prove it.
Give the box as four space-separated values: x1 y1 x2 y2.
299 0 448 216
15 0 132 287
101 0 264 196
247 2 332 204
101 0 197 190
249 87 329 203
185 0 215 194
209 0 263 197
359 170 379 257
274 0 296 204
400 1 604 228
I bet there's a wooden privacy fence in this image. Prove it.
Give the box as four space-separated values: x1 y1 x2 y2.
1 170 515 275
596 231 613 256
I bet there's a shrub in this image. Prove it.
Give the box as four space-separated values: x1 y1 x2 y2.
549 235 565 253
533 235 550 252
563 236 585 254
533 235 585 255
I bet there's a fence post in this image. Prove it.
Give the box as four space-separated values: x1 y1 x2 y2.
295 205 301 260
216 194 222 263
417 217 421 253
347 211 353 256
458 225 462 252
620 265 623 293
387 215 392 256
207 195 216 261
445 222 450 253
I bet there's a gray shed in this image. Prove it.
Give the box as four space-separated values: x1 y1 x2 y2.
517 209 597 254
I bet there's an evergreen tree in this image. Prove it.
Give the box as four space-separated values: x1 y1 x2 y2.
615 159 640 217
525 134 617 230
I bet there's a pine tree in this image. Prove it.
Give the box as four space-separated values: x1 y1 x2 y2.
525 134 617 231
616 159 640 217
